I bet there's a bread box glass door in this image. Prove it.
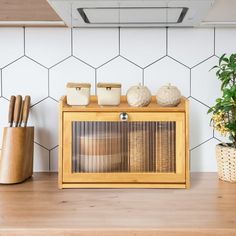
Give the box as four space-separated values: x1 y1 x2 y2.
62 112 186 184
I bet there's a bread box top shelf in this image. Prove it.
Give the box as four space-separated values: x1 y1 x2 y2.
60 96 187 112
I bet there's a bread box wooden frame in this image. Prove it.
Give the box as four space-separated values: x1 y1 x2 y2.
59 96 189 189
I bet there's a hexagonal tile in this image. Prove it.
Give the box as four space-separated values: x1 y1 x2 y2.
2 57 48 105
29 98 58 150
0 28 24 68
168 28 214 68
191 57 221 107
73 28 119 68
34 143 49 172
97 57 142 95
120 28 166 68
25 28 71 68
49 57 95 100
215 28 236 56
0 69 2 96
189 98 213 149
191 138 219 172
214 130 230 144
144 57 190 96
50 147 58 172
0 98 9 148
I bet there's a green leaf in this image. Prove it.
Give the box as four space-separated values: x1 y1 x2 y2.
219 53 226 65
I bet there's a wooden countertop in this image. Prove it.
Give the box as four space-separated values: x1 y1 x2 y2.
0 173 236 236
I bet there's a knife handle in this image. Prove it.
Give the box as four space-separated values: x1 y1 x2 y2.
22 96 31 127
13 95 22 127
8 96 16 127
18 99 24 127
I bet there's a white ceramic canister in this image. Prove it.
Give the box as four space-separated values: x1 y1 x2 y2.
97 83 121 106
66 83 91 106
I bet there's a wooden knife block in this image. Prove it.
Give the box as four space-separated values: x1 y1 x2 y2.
0 127 34 184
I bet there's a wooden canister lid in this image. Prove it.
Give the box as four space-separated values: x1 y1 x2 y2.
67 83 91 88
97 83 121 88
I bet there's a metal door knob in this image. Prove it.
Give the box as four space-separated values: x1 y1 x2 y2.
120 112 128 121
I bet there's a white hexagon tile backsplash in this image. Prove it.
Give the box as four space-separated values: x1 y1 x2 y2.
97 56 143 94
0 27 235 172
120 28 166 68
73 28 119 68
2 57 48 105
25 28 71 68
144 56 190 96
0 28 24 68
215 28 236 57
49 56 96 100
168 28 214 68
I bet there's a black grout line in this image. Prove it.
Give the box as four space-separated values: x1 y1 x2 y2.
142 69 144 86
190 137 213 151
189 69 192 96
95 69 97 95
49 150 51 171
0 69 2 97
213 27 216 56
50 145 59 151
118 27 121 55
23 27 26 56
1 55 24 70
72 55 96 69
48 56 71 70
71 28 73 56
34 141 50 151
167 55 190 69
25 55 48 69
213 137 223 143
166 27 168 56
2 96 10 102
48 96 59 103
47 69 50 97
143 55 166 69
120 55 143 69
190 96 211 109
191 55 214 69
31 96 49 108
96 55 119 69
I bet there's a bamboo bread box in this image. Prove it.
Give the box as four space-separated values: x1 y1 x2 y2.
59 95 189 189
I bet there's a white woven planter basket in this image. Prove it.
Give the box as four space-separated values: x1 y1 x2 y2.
216 144 236 182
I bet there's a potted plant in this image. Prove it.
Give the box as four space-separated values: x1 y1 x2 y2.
208 53 236 182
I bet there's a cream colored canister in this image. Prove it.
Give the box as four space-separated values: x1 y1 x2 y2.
66 83 91 106
97 83 121 106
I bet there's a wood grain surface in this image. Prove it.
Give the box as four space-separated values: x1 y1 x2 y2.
0 0 61 21
0 173 236 236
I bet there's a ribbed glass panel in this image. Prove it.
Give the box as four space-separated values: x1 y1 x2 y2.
72 121 176 173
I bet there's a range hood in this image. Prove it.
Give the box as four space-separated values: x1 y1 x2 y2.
47 0 215 27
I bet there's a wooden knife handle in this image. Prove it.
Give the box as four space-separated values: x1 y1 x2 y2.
13 95 22 127
22 96 31 127
18 99 24 127
8 96 16 127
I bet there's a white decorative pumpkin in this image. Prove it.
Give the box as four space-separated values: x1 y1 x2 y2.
127 84 152 107
156 84 181 107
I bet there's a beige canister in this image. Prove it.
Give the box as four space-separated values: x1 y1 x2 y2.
97 83 121 106
79 132 122 172
66 83 91 106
